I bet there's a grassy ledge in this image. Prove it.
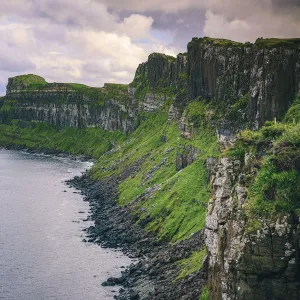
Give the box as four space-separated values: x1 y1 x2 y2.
176 248 207 280
0 121 126 158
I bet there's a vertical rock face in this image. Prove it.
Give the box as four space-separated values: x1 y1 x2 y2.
248 47 300 128
187 38 300 128
2 76 136 132
130 52 188 112
205 158 300 300
187 40 252 102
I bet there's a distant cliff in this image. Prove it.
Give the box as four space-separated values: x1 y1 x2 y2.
131 37 300 129
1 37 300 132
1 75 136 132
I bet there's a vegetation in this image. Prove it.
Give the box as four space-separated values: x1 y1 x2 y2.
255 38 300 49
7 74 130 105
189 37 245 48
199 286 210 300
0 99 17 113
184 95 248 130
284 96 300 123
226 118 300 222
0 121 126 158
130 53 177 101
68 82 130 105
247 159 300 217
90 106 219 243
188 37 300 49
176 248 207 280
149 52 176 63
11 74 47 85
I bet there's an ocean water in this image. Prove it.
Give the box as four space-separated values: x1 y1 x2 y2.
0 149 130 300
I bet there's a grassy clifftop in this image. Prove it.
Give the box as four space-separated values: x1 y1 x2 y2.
6 75 131 105
188 36 300 49
10 74 47 85
225 97 300 230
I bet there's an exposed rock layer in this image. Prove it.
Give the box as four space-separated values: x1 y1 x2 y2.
2 38 299 131
205 157 300 300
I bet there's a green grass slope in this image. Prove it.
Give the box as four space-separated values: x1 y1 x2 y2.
0 121 126 158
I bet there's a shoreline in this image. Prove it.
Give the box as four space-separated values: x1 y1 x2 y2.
0 144 96 163
2 147 207 299
69 168 207 300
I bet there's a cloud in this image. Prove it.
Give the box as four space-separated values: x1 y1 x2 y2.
117 14 154 39
0 0 300 94
0 0 177 90
0 41 35 72
38 0 118 31
203 8 300 42
102 0 300 42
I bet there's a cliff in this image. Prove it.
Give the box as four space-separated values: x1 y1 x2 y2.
2 38 300 132
2 74 136 132
0 37 300 300
205 117 300 300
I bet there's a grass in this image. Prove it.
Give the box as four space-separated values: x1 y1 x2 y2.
6 74 130 105
188 36 300 49
140 158 212 242
189 37 245 48
149 52 176 63
10 74 47 85
255 38 300 49
199 286 210 300
284 96 300 123
0 121 126 158
246 159 300 218
90 107 219 243
68 82 130 105
184 95 249 131
225 118 300 224
176 248 207 280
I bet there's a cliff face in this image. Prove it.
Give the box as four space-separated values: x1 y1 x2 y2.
2 38 299 132
187 38 300 128
205 157 300 300
129 52 188 113
131 38 300 129
204 97 300 300
2 76 136 132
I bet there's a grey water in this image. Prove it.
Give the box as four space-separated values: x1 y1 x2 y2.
0 149 131 300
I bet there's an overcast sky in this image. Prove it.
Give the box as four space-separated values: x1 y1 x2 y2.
0 0 300 95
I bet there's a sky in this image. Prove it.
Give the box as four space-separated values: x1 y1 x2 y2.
0 0 300 95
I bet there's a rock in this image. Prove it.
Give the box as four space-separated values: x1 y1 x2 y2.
176 145 199 171
187 38 300 129
205 157 300 300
